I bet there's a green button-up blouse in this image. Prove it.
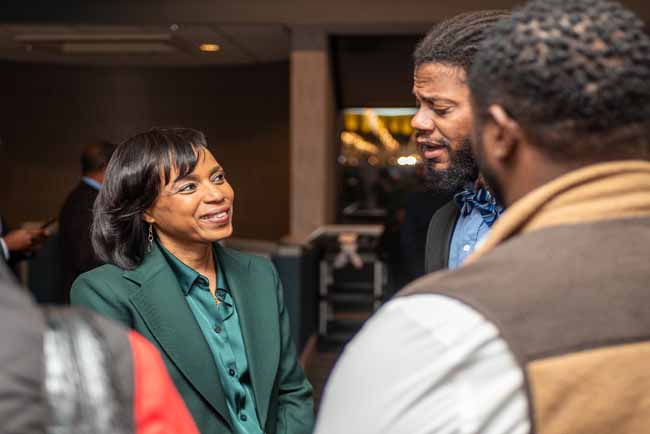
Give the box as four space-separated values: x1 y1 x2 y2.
159 243 264 434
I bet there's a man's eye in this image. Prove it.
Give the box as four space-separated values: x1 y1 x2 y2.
178 183 196 193
434 108 451 116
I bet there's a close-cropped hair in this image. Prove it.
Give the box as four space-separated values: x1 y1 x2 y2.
469 0 650 161
92 127 208 270
81 141 117 174
413 10 511 73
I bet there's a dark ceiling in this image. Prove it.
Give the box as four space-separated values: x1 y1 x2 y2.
331 35 422 109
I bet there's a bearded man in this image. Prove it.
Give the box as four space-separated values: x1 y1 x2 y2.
411 11 509 272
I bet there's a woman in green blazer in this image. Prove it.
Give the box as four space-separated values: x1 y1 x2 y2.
71 128 314 434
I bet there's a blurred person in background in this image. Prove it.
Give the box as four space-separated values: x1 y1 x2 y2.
0 138 47 275
59 141 116 303
71 127 314 434
375 167 412 293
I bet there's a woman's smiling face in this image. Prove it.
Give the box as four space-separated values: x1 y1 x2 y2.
144 148 234 249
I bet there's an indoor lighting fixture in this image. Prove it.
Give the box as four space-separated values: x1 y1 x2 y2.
199 43 220 52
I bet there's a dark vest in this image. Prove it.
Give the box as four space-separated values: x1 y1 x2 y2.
401 217 650 434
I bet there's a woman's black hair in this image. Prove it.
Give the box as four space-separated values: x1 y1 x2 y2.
92 127 208 270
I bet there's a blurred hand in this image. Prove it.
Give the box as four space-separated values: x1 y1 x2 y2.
4 228 47 254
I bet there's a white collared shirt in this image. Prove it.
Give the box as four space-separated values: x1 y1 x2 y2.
314 294 530 434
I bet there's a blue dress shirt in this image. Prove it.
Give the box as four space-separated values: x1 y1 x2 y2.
448 188 503 269
448 206 493 269
81 176 102 191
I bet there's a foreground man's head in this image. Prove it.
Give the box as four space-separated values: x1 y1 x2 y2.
469 0 650 206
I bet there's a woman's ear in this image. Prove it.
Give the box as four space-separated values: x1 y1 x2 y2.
143 210 155 224
486 104 523 161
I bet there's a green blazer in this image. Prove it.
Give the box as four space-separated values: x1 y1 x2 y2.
71 242 314 434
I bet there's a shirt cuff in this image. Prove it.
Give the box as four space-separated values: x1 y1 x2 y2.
0 238 9 261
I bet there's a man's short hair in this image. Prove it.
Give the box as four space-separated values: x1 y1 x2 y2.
81 141 117 174
469 0 650 161
413 10 511 73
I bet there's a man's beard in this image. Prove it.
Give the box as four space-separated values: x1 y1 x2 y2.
424 137 479 196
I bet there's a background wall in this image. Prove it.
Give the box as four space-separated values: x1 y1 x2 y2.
0 60 290 241
332 35 422 108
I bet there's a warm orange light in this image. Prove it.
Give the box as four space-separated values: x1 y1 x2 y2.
199 43 220 52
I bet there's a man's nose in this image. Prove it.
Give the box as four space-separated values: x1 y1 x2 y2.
411 107 435 132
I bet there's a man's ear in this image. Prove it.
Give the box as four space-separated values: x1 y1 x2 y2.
485 104 522 161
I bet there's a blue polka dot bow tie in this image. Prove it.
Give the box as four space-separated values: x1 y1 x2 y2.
453 187 502 227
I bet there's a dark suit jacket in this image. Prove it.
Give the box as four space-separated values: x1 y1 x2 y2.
424 200 460 274
401 190 452 281
70 242 314 434
59 181 101 302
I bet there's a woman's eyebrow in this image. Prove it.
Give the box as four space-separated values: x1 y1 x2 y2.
172 172 195 184
173 165 223 184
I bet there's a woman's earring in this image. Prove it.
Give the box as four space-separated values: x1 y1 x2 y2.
147 224 154 253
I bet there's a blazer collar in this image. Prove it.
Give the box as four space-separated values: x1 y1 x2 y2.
123 242 251 285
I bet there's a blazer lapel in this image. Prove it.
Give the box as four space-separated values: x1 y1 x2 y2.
123 244 230 428
216 245 280 426
425 200 460 273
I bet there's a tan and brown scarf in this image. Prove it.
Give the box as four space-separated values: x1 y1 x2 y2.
466 160 650 264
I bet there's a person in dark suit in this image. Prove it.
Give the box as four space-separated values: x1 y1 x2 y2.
410 12 508 274
71 128 314 434
59 141 116 303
